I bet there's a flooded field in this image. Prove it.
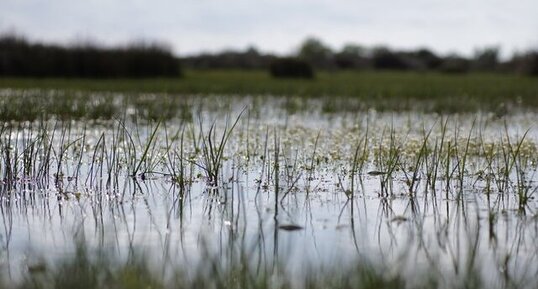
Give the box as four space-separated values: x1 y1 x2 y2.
1 91 538 288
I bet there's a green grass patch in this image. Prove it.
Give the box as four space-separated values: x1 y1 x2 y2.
1 70 537 118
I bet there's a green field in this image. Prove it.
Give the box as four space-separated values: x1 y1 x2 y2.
1 70 537 113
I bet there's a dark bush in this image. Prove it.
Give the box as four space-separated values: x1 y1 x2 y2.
181 47 275 70
269 58 314 79
372 47 409 70
0 34 181 78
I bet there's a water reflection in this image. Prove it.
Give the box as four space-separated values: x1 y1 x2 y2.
0 97 537 288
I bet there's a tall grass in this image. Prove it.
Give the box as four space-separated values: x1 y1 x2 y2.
1 99 537 289
194 109 244 188
1 110 536 204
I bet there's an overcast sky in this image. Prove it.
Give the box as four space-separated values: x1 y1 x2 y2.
1 0 537 57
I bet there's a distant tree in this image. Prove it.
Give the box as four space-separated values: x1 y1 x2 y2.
180 46 274 69
522 51 537 75
371 47 408 70
472 47 499 71
439 54 470 74
242 46 269 68
412 48 443 70
269 57 314 79
334 44 370 69
509 50 538 76
297 37 334 69
0 34 181 78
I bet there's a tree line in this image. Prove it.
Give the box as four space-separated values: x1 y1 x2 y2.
1 34 536 78
184 38 538 77
0 34 181 78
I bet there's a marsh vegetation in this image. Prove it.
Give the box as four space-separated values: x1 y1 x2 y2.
0 90 537 288
2 69 538 117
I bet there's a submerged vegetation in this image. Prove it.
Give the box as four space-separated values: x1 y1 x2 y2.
0 94 536 285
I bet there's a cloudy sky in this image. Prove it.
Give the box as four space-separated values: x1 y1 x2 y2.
1 0 537 57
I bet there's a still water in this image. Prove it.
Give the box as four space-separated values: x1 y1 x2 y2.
1 95 537 287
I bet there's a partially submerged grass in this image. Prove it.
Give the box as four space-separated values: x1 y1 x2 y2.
195 109 244 187
1 94 537 289
1 108 537 206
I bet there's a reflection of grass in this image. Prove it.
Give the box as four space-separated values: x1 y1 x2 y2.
1 108 536 289
1 70 538 114
11 243 486 289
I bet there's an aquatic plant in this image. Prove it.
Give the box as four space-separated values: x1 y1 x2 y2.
195 109 244 188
